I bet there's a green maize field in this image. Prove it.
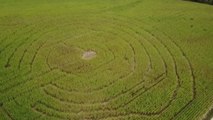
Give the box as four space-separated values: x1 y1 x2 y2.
0 0 213 120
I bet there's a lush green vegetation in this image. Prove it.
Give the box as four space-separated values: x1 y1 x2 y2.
0 0 213 120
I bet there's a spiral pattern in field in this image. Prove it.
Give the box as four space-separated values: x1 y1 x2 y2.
0 15 195 120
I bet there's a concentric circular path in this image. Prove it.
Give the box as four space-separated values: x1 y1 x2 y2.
0 15 195 120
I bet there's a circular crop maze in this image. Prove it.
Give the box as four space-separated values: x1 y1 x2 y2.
0 15 196 120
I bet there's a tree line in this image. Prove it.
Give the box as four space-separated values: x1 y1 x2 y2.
191 0 213 4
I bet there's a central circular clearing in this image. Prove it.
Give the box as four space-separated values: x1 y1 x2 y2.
82 51 97 60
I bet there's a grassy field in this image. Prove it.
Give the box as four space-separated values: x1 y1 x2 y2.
0 0 213 120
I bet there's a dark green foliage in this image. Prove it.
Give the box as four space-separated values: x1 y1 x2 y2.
0 102 3 107
190 0 213 4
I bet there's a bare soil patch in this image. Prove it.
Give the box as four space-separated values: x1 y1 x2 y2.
82 51 96 60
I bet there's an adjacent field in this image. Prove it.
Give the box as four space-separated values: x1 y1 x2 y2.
0 0 213 120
